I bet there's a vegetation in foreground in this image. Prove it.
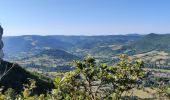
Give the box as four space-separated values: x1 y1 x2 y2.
0 61 53 94
0 55 170 99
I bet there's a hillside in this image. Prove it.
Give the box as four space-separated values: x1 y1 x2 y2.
0 60 54 94
3 35 142 59
130 33 170 53
12 49 80 72
35 49 80 61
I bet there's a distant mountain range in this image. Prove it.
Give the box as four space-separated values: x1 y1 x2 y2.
3 33 170 72
4 33 170 58
3 35 142 59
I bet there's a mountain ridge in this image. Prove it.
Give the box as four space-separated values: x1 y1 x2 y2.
130 33 170 53
3 35 142 59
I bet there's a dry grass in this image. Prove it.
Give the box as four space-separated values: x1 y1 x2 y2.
131 51 169 63
122 88 157 99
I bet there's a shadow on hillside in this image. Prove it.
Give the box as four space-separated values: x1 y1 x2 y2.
0 60 54 94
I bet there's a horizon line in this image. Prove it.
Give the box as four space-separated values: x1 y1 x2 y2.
3 33 170 37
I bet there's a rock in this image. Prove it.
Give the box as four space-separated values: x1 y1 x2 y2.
0 25 4 59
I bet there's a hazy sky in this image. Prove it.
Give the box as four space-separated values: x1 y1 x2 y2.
0 0 170 36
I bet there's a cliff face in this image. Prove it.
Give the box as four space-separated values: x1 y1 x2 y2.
0 25 4 58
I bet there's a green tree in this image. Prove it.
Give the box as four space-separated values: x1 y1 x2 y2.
53 55 145 100
0 55 146 100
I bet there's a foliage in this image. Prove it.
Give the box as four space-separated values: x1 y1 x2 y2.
51 55 145 100
156 81 170 99
0 55 146 99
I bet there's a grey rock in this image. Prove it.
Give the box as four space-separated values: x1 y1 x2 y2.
0 25 4 59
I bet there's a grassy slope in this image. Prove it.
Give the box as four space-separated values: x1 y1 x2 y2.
0 60 54 94
131 33 170 53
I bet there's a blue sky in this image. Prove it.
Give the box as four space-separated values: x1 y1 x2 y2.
0 0 170 36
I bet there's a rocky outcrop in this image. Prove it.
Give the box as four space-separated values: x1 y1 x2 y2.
0 25 4 58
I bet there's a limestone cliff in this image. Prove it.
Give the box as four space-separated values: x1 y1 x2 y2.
0 25 4 58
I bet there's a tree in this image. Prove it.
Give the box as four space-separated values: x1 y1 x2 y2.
0 55 146 100
53 55 145 100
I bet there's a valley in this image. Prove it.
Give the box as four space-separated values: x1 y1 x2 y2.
3 34 142 72
2 33 170 99
2 0 170 99
4 33 170 73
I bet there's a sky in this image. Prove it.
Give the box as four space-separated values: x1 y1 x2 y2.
0 0 170 36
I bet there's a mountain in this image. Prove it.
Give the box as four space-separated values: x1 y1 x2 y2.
34 49 80 61
130 33 170 53
3 35 74 58
2 35 143 72
0 60 54 94
3 35 142 59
